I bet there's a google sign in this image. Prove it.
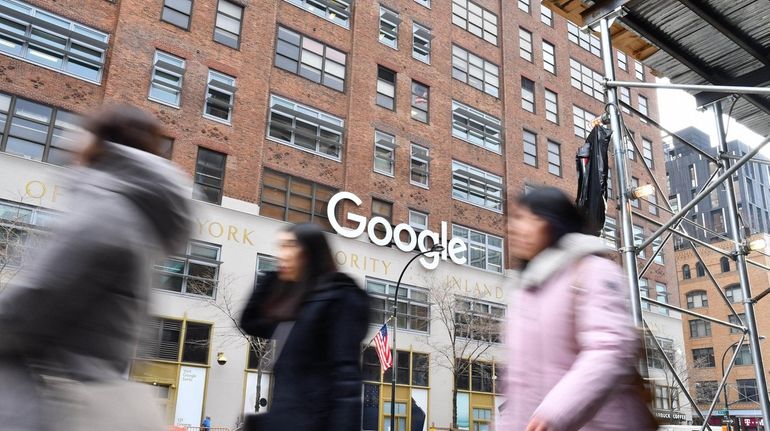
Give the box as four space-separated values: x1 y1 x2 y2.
327 192 468 270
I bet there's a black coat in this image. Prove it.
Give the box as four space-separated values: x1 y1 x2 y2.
240 271 369 431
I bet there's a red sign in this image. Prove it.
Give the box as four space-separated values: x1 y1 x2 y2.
740 417 765 427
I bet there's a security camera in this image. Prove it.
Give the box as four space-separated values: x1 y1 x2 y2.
216 352 227 366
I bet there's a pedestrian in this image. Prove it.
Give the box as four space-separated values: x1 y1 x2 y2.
240 223 369 431
201 416 211 431
501 187 657 431
0 104 192 431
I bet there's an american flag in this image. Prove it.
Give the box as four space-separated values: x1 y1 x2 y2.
373 324 392 371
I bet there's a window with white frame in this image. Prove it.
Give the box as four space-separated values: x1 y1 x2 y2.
686 291 708 309
521 77 535 113
411 144 430 187
630 177 640 208
519 28 533 62
451 0 498 45
0 199 57 268
267 94 344 160
633 224 646 258
567 22 601 57
285 0 351 28
523 129 537 167
607 168 613 198
653 236 664 264
451 100 502 153
193 147 226 205
161 0 193 29
620 86 631 113
654 386 673 410
204 70 236 123
572 105 596 138
377 65 396 110
366 278 429 332
451 45 500 97
545 89 558 123
547 140 561 176
649 192 658 216
656 282 669 314
214 0 243 49
635 60 644 80
452 225 504 273
617 50 627 71
154 241 221 297
726 285 743 304
570 58 604 101
379 6 400 49
642 138 654 169
517 0 529 13
412 22 432 63
414 0 430 7
639 278 650 310
602 216 617 249
274 26 347 92
540 4 553 26
149 51 185 107
455 296 506 342
411 81 429 123
638 95 649 123
542 40 556 74
408 210 428 232
452 160 503 212
256 254 278 284
0 0 109 83
373 130 396 176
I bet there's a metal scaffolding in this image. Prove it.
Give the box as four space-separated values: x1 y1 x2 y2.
592 11 770 431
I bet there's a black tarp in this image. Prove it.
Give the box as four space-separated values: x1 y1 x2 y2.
576 125 611 236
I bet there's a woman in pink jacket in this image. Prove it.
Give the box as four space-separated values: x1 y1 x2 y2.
502 187 656 431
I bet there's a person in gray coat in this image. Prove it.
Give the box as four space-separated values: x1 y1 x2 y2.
0 105 192 430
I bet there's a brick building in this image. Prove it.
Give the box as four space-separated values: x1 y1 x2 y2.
0 0 684 428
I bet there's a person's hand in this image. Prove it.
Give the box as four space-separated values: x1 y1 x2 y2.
525 416 553 431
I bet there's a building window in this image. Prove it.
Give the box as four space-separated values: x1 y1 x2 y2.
193 148 226 205
519 28 533 62
649 193 658 216
633 225 646 259
213 0 243 48
656 282 668 315
517 0 529 13
456 361 505 396
540 4 553 26
689 319 711 338
630 177 640 208
451 45 500 98
642 138 654 169
693 348 715 368
652 235 664 264
203 70 236 124
645 335 674 369
547 140 561 176
638 95 649 123
696 381 718 404
285 0 351 28
452 161 503 212
523 129 537 167
0 199 57 268
451 0 498 45
686 290 707 309
158 137 174 159
411 144 430 188
721 256 731 273
639 278 650 311
473 408 492 431
567 22 601 57
409 209 428 232
137 318 212 365
274 27 347 92
572 105 597 138
256 254 278 284
415 0 430 8
620 87 631 113
735 345 753 366
267 94 344 160
371 198 393 243
617 51 627 71
363 348 429 387
607 168 613 198
682 264 691 280
570 59 604 101
545 89 558 123
521 77 535 113
0 0 109 83
451 100 502 153
366 278 429 332
602 216 617 249
654 386 672 410
373 130 396 176
149 51 185 107
696 261 705 277
378 6 400 49
455 297 505 342
689 165 697 188
154 241 221 297
0 93 81 165
729 313 746 334
452 225 504 273
376 65 396 110
260 169 336 230
738 379 759 403
726 285 743 304
412 22 432 63
635 60 645 80
162 0 193 29
411 81 429 123
542 40 556 74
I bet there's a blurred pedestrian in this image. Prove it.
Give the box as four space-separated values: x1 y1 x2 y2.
501 187 656 431
240 223 369 431
0 104 191 431
201 415 211 431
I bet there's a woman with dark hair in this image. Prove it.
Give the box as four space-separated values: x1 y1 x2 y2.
501 187 656 431
240 223 369 431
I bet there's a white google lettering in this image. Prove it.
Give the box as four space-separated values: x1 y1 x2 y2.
327 192 468 270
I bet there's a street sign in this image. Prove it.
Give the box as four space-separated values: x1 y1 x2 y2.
716 409 728 416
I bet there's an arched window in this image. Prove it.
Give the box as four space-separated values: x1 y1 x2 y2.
686 290 708 309
696 262 706 277
721 257 731 273
726 285 743 304
682 264 691 280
